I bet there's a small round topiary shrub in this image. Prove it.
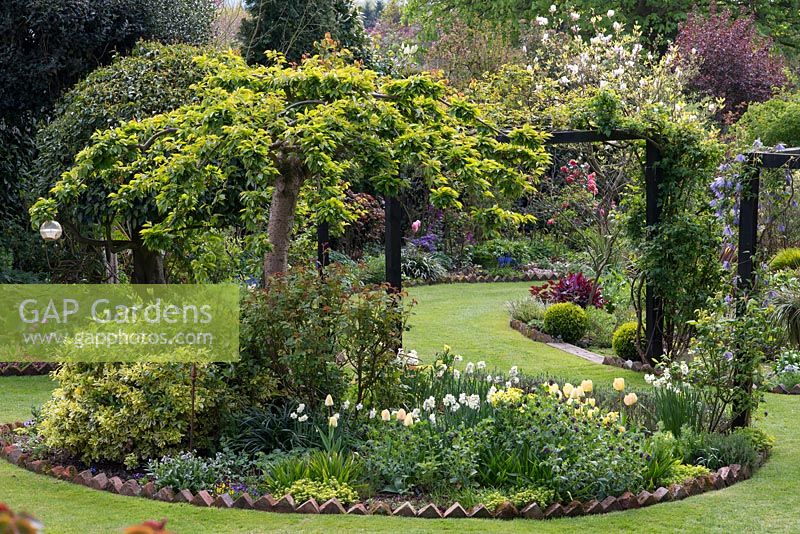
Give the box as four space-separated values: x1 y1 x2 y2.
612 322 644 361
543 302 588 343
769 247 800 271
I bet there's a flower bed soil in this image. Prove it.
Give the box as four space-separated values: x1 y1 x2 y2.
0 420 761 521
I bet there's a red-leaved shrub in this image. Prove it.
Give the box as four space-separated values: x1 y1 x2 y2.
675 6 787 122
530 272 604 309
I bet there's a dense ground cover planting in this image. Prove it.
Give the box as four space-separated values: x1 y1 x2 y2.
0 284 799 533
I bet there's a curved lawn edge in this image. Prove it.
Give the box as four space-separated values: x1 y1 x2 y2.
0 420 762 521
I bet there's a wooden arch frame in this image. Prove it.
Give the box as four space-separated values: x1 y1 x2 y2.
318 129 667 362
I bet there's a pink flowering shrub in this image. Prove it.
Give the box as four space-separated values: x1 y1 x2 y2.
675 7 787 121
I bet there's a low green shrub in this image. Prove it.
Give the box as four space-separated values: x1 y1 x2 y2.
470 237 561 269
678 430 759 470
612 322 643 360
146 451 245 492
733 427 775 455
584 307 617 347
660 463 711 487
279 478 359 504
401 245 448 281
37 362 226 464
542 302 588 343
506 296 547 324
478 486 555 511
769 248 800 271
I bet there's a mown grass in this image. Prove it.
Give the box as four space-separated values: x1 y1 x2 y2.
0 282 797 533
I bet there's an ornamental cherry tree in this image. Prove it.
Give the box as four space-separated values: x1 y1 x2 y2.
31 44 550 283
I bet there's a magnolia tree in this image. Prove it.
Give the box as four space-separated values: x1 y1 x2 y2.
31 44 550 283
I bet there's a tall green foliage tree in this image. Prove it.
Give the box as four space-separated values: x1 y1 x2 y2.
0 0 218 279
239 0 369 64
31 46 550 283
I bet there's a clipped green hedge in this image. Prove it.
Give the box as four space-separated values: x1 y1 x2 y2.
543 302 588 343
612 322 643 360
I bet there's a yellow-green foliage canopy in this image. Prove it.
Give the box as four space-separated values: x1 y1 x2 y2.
31 47 551 277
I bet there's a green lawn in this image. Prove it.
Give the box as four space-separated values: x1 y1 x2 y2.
0 282 798 533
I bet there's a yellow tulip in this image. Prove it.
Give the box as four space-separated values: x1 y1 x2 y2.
613 378 625 391
623 392 638 406
328 416 338 428
325 394 334 407
403 413 414 427
563 383 574 397
396 408 407 421
581 379 593 393
618 425 626 433
381 409 391 421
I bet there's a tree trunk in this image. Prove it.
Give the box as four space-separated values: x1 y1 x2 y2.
131 244 166 284
264 171 304 279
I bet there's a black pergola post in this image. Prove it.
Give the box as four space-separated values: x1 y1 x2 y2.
317 222 330 271
736 168 760 291
385 196 403 292
644 140 665 362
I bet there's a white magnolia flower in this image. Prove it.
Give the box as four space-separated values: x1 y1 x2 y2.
298 414 308 422
607 9 615 17
570 12 580 21
536 16 549 26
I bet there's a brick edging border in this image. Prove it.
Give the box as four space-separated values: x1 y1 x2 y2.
405 272 555 287
769 384 800 395
509 320 660 374
0 420 758 520
0 363 58 377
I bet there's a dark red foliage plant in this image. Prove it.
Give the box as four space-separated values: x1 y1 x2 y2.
675 4 787 122
530 272 604 309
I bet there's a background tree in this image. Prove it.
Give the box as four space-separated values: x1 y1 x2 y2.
675 7 788 123
23 42 226 282
404 0 800 55
239 0 369 64
0 0 219 281
31 46 551 283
